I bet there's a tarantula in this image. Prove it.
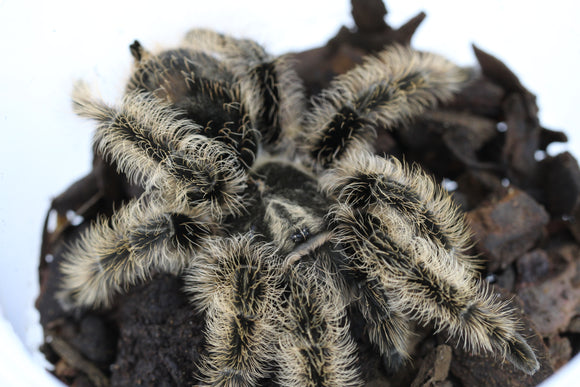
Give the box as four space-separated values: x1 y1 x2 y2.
58 28 540 385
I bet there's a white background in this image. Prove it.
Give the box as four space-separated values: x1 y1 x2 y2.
0 0 579 385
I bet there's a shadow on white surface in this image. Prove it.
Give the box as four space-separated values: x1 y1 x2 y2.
0 306 63 387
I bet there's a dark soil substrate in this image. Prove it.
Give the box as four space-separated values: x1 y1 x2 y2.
36 1 579 385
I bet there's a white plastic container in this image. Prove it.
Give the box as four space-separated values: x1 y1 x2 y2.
1 1 578 385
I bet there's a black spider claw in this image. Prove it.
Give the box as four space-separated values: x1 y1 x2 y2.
500 333 540 376
129 40 144 61
382 350 406 375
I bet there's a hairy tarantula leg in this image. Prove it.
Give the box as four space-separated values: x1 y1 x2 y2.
178 75 260 168
276 255 362 387
184 234 282 385
296 226 413 371
321 150 479 272
304 44 472 168
350 276 414 371
182 28 267 63
326 152 538 374
126 42 260 168
321 150 477 368
183 28 305 149
72 83 248 218
58 195 217 309
330 204 539 375
128 39 237 85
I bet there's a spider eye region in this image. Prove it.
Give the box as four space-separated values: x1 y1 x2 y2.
245 161 331 259
290 227 311 244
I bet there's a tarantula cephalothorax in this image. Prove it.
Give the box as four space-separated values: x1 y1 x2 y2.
58 28 540 385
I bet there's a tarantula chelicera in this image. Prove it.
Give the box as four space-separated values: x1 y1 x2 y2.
58 28 540 385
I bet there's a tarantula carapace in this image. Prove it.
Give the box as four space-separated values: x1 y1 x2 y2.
58 28 540 385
